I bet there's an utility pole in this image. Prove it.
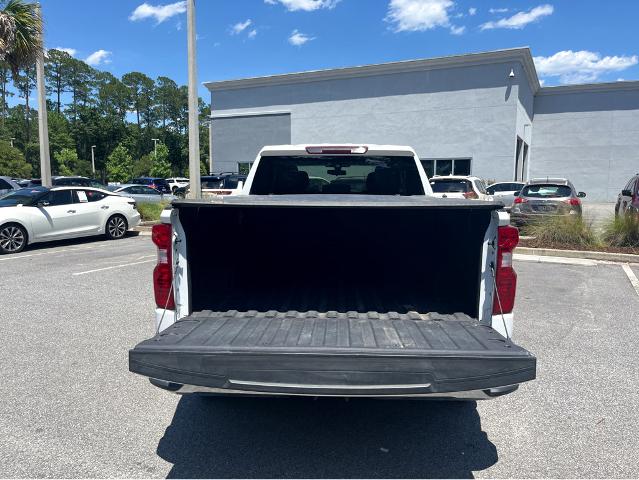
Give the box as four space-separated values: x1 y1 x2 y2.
91 145 96 175
186 0 201 198
35 4 51 186
152 138 160 158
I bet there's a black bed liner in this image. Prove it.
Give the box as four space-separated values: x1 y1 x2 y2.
129 311 536 396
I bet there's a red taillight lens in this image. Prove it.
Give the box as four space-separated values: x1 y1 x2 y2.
566 198 581 206
513 197 527 204
493 225 519 315
463 191 479 199
152 224 175 310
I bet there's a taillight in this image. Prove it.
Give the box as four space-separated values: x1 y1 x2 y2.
152 223 175 310
513 197 527 204
463 191 479 199
305 146 368 154
493 225 519 315
566 198 581 206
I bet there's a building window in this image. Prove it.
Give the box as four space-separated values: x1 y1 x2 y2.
238 162 253 175
421 158 472 177
514 137 529 181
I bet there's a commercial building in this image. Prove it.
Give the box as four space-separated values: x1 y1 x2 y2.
205 47 639 201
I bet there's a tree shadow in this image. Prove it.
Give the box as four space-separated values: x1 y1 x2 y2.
157 395 498 478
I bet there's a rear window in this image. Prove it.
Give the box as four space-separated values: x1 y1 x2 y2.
430 179 471 193
250 155 424 196
522 184 572 198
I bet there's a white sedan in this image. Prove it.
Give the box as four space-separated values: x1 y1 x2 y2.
0 186 141 254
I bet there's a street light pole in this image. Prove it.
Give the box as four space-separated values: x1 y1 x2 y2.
186 0 201 198
91 145 96 175
35 4 51 187
152 138 160 158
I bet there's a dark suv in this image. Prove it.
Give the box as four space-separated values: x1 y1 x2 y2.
510 178 586 226
130 177 171 194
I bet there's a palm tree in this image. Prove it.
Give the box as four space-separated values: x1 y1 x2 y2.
0 0 41 74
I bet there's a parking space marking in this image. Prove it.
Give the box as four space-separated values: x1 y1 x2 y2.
514 253 599 266
0 238 147 262
622 264 639 296
72 259 155 276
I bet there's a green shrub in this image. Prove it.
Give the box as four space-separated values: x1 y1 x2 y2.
137 202 167 222
526 215 599 248
602 214 639 247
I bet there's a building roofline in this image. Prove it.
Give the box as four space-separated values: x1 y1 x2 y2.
205 47 541 93
537 80 639 95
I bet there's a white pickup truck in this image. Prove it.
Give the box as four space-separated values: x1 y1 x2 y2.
129 145 535 399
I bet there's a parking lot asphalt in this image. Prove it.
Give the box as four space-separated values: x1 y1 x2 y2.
1 234 638 478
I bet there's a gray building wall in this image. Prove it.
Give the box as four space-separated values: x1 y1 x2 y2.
211 61 529 181
532 85 639 201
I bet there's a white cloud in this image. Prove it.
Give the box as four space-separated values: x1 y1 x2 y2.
248 29 257 39
480 4 553 30
52 47 77 56
450 25 466 35
265 0 340 11
288 29 314 46
488 7 509 13
230 19 252 35
386 0 455 32
129 1 186 24
85 49 112 66
468 7 477 16
534 50 638 84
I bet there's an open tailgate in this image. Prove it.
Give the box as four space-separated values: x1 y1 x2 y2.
129 311 536 396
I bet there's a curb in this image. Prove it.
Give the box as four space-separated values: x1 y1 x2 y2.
517 246 639 264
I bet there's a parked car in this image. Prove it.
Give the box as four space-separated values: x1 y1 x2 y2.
175 173 247 198
0 176 20 197
510 178 586 226
130 144 536 401
113 184 175 204
486 182 526 210
615 174 639 217
429 175 492 200
0 186 140 254
166 177 189 194
28 176 107 189
130 177 171 194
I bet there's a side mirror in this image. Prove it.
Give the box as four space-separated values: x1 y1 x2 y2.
37 200 50 207
577 191 587 198
514 190 521 196
622 189 632 197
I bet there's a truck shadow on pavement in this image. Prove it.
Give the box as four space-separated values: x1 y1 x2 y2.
157 395 497 478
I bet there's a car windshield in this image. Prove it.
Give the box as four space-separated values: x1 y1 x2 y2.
522 184 572 198
250 155 424 195
430 179 471 193
0 188 47 206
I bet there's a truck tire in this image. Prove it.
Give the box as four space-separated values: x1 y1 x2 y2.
0 223 27 254
105 215 128 240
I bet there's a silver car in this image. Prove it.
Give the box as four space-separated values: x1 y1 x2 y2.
114 184 176 204
510 178 586 226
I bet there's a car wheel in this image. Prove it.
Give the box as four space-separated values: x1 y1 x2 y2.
0 223 27 254
105 215 128 240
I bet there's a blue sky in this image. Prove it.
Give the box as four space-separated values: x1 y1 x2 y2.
39 0 639 99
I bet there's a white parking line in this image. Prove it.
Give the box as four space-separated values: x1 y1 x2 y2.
514 253 599 267
72 259 155 276
622 264 639 297
0 244 109 261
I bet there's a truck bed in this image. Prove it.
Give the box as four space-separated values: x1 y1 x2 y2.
129 310 536 396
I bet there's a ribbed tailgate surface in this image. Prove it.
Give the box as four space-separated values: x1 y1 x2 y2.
134 310 526 354
130 311 536 394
